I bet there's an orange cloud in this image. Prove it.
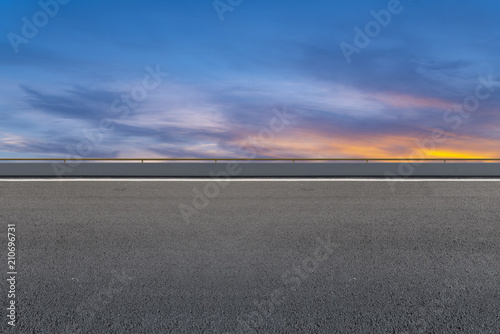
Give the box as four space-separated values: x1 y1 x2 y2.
231 128 500 160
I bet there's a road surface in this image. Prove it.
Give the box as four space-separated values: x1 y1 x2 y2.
1 179 499 333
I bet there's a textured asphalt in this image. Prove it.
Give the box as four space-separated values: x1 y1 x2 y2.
1 180 500 333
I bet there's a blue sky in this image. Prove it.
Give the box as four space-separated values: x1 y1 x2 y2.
1 0 500 159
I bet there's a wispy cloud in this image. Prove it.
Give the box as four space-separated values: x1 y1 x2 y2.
1 0 499 158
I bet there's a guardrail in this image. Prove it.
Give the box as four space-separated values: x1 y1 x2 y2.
1 158 500 163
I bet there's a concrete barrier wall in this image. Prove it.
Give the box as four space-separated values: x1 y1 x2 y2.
0 163 499 177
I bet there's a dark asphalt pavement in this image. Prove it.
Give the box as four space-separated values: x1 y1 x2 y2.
1 180 499 333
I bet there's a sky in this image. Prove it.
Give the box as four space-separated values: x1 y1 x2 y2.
1 0 500 160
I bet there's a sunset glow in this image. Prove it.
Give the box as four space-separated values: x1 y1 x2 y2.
1 1 499 159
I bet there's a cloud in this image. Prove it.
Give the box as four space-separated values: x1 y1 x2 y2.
20 85 118 121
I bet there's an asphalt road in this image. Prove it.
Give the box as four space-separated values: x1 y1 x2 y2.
1 180 500 333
